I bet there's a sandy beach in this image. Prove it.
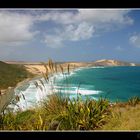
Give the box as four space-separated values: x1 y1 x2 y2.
6 59 138 76
24 62 91 75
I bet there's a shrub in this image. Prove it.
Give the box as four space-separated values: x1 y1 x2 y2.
42 94 110 130
128 96 140 107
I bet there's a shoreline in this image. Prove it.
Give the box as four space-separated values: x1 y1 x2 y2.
1 64 140 113
0 75 39 113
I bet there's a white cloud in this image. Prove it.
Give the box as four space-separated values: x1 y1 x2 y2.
44 35 63 48
65 22 94 41
44 22 94 48
129 34 140 48
39 9 133 25
0 11 37 46
41 9 133 48
38 11 75 25
0 9 134 48
77 9 133 25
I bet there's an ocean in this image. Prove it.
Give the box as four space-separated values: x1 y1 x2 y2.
9 66 140 111
56 66 140 102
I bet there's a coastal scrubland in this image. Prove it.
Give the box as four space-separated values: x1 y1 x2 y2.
0 61 33 89
1 94 140 130
1 59 140 130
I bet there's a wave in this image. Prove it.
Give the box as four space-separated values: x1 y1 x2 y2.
48 66 106 83
10 80 101 112
8 66 103 112
46 65 101 81
54 88 102 95
91 66 105 69
74 66 105 71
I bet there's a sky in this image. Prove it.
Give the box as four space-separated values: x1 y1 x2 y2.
0 9 140 62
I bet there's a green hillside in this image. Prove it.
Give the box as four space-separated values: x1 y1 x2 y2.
0 61 32 89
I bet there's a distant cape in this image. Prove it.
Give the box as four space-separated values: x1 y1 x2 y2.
91 59 139 66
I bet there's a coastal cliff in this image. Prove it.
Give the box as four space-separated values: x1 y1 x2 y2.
5 59 140 75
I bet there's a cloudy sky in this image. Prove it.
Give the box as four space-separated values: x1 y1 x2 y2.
0 9 140 62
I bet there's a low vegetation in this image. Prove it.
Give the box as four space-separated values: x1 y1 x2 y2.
0 94 111 130
102 101 140 130
0 61 33 89
1 95 140 130
0 59 140 130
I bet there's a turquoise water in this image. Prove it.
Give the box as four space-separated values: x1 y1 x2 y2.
55 66 140 102
9 66 140 111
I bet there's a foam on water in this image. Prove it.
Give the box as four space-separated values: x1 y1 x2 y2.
91 66 105 69
10 81 101 112
53 87 101 95
8 67 104 112
8 66 140 112
9 77 57 111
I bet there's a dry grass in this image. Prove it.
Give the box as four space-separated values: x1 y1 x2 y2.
101 103 140 130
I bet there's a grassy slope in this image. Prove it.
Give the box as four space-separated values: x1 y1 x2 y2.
102 103 140 130
0 61 32 89
1 95 140 130
0 95 111 130
1 60 140 130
